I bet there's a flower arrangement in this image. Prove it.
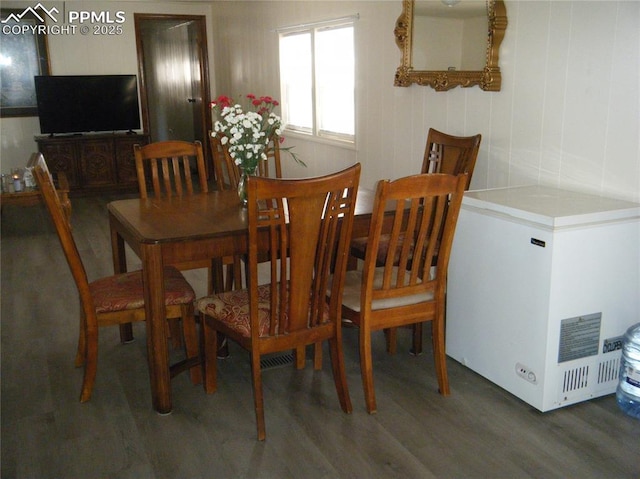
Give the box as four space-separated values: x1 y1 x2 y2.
210 94 303 174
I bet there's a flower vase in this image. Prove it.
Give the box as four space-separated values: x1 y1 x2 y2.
237 167 257 206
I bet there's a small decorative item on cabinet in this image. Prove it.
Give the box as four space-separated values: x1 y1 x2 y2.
11 168 24 192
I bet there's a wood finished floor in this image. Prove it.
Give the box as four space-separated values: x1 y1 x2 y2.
1 195 638 479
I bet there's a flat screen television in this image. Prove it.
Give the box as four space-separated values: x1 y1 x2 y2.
34 75 141 135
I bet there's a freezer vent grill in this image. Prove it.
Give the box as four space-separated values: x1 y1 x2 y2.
597 357 620 384
562 365 589 393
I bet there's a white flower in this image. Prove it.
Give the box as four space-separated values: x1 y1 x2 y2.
211 95 287 171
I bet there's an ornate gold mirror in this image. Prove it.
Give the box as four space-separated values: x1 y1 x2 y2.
394 0 507 91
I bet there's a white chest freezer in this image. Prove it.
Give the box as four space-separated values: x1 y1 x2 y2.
446 185 640 411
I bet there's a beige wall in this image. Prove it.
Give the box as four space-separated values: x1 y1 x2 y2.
1 1 638 203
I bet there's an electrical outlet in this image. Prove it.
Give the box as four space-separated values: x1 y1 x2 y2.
516 362 537 384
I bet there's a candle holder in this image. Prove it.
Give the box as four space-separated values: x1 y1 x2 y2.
10 168 25 193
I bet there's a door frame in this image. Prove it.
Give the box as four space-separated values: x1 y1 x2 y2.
134 13 212 169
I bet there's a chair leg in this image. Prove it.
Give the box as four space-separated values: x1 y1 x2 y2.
79 323 98 403
328 336 353 414
119 323 134 343
360 326 377 414
168 319 183 349
294 346 305 369
201 314 218 394
250 352 267 441
75 308 87 367
432 313 450 396
210 258 232 360
411 322 423 356
384 327 398 354
181 304 201 385
209 259 224 295
313 342 323 370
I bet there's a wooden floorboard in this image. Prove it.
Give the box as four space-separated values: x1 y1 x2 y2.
1 196 639 479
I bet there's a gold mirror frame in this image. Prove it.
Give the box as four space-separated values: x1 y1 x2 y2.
394 0 507 91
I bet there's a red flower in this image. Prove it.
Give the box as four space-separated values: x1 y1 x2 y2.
211 95 232 109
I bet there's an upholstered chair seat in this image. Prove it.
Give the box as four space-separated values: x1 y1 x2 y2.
197 284 330 338
91 267 195 314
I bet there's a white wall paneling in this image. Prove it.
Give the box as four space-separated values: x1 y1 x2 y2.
0 1 638 204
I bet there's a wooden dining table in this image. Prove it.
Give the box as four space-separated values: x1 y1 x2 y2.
107 186 376 414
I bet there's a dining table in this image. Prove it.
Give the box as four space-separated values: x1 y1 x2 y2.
107 186 377 414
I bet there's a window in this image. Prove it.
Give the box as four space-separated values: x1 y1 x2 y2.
279 18 355 143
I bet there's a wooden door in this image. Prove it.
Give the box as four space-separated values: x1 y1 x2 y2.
134 14 212 171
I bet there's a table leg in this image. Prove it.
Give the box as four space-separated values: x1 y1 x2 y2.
110 215 134 343
141 243 172 414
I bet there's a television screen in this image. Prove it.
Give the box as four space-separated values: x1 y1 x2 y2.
34 75 141 135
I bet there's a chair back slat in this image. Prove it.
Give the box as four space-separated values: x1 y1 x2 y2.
247 164 361 339
364 173 466 306
261 136 283 178
134 140 208 199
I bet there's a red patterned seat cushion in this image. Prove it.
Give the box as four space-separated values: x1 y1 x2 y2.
90 266 195 314
197 284 329 338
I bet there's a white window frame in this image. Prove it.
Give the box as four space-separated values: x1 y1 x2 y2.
278 16 357 145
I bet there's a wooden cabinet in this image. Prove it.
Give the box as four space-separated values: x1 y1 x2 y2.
35 133 149 194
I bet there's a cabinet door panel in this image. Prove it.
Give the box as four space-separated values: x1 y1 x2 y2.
78 140 116 187
38 141 79 188
115 136 148 185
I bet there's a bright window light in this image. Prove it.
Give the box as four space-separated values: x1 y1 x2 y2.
279 32 313 133
279 19 355 143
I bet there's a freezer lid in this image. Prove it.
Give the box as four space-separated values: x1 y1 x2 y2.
462 185 640 227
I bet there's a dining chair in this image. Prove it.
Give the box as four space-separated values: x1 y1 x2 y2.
197 163 361 440
134 139 223 347
349 129 481 354
210 132 282 192
134 140 209 199
134 139 235 298
209 132 282 293
338 173 467 413
421 128 481 185
350 129 480 265
32 152 201 402
209 132 288 360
